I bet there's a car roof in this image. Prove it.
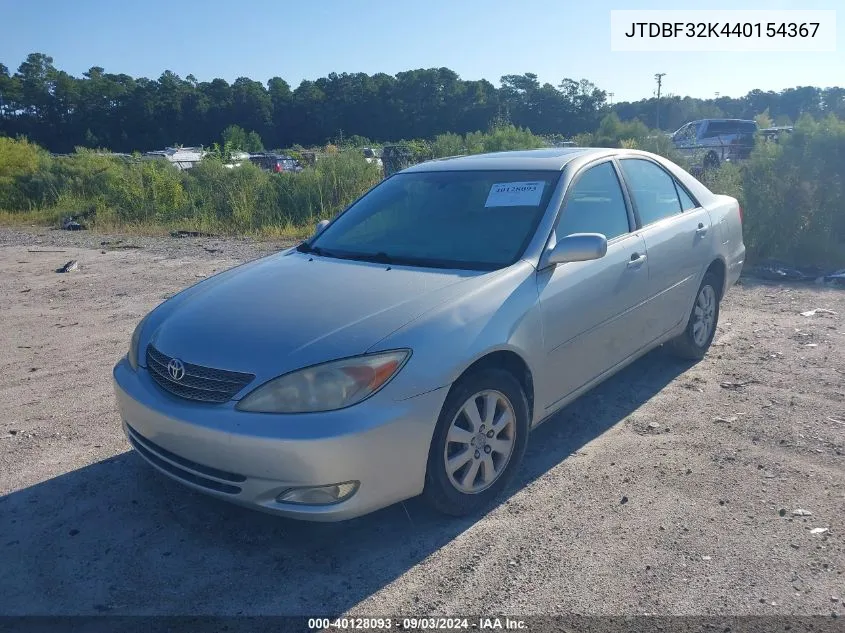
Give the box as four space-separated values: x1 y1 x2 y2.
402 147 613 172
688 118 756 124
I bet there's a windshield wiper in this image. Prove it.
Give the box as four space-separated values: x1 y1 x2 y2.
337 251 394 264
298 243 395 264
297 242 326 256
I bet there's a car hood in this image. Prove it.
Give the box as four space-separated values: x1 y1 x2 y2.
143 250 491 385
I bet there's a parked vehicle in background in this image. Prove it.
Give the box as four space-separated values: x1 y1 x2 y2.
758 126 794 143
381 145 415 177
248 152 303 173
362 147 383 170
224 151 251 169
142 146 207 171
671 119 757 170
299 151 318 168
113 147 745 522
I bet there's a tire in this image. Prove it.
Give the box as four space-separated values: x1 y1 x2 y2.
703 152 720 171
670 272 721 360
423 368 529 517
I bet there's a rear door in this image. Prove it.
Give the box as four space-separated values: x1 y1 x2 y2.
616 157 713 340
536 160 651 410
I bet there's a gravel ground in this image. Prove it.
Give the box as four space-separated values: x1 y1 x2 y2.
1 226 843 618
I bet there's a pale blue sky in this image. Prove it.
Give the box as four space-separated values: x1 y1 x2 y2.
1 0 841 101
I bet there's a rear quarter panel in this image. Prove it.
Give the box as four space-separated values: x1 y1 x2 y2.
655 155 745 298
711 194 746 289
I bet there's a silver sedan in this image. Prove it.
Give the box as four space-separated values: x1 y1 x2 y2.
113 148 745 521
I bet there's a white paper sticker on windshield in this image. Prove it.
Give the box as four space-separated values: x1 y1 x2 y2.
484 181 545 207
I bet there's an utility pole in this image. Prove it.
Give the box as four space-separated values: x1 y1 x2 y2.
654 73 666 130
608 92 615 107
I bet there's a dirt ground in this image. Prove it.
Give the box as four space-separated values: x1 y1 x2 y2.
1 226 843 618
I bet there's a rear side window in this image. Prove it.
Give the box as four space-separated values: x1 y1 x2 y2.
675 183 698 210
702 121 755 137
557 162 630 241
618 159 682 226
700 122 720 138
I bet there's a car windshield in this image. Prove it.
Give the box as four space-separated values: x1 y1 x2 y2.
304 170 561 270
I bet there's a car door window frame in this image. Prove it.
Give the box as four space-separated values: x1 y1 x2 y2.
545 157 636 250
614 156 698 229
674 178 701 211
677 122 702 144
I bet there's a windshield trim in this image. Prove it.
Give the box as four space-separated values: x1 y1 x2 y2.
306 169 564 272
296 245 508 271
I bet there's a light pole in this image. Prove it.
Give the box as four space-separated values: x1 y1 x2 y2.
654 73 666 129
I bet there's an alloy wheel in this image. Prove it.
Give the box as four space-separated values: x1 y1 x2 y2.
443 389 516 494
692 284 717 347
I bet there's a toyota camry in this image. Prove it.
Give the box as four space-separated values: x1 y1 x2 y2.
113 148 745 521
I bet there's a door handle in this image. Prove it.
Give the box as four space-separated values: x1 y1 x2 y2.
627 252 647 268
696 223 708 236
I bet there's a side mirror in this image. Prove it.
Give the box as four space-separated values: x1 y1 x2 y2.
314 219 330 237
546 233 608 266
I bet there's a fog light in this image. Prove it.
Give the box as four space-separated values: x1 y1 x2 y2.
276 481 359 505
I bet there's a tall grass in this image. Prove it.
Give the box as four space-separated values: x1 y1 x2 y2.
0 141 382 237
739 114 845 266
2 116 844 267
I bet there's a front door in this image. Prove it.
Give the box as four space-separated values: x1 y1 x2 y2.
536 160 651 412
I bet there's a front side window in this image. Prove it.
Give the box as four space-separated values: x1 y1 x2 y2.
618 159 683 226
307 170 561 270
557 162 630 241
673 123 697 143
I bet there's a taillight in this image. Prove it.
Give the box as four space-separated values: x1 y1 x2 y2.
738 204 743 224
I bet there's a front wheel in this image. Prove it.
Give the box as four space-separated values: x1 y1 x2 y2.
669 272 721 360
423 368 529 516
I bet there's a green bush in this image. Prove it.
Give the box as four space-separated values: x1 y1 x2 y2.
0 136 52 209
1 118 844 267
0 137 382 235
431 132 464 158
593 113 649 147
429 125 546 158
738 114 845 266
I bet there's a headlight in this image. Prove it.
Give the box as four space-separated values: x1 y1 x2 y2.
236 350 410 413
127 315 149 371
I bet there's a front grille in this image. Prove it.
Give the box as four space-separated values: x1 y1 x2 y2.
145 344 255 403
126 424 243 495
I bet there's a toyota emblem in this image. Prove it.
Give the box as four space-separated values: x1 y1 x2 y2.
167 358 186 381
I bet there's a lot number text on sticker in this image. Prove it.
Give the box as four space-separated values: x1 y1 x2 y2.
485 181 546 208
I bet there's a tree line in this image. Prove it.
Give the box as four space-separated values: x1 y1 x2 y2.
1 52 844 153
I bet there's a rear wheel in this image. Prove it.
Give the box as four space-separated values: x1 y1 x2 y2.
670 272 720 360
423 368 529 516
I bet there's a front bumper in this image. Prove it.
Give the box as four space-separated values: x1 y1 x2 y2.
113 357 448 521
